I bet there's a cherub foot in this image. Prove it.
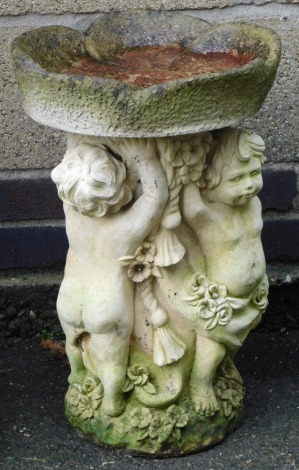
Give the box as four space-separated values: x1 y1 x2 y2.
102 393 126 417
190 384 220 417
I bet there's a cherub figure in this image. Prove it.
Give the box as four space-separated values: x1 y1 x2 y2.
51 137 168 417
182 128 268 416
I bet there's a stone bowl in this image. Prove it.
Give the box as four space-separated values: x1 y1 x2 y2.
12 10 281 137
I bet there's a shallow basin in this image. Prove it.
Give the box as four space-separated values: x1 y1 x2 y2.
12 11 281 137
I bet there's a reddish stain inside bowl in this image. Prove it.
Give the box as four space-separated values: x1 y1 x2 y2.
68 43 253 88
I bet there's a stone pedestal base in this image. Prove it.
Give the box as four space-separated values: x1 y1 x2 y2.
65 345 243 456
50 129 268 455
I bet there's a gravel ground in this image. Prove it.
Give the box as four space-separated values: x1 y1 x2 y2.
0 331 298 470
1 280 299 343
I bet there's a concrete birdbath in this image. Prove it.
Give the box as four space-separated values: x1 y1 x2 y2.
12 10 280 456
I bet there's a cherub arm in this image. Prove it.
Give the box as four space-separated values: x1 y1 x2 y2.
115 138 169 244
182 183 210 233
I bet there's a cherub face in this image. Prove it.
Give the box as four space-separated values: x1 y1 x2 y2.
209 155 263 207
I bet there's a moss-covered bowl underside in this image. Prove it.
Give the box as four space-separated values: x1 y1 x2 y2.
12 11 281 137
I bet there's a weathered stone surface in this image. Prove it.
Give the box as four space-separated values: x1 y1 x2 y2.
259 168 297 211
0 225 67 269
0 26 65 170
0 165 296 223
2 215 299 271
0 1 298 16
0 13 297 168
0 170 64 221
11 12 280 137
0 1 31 16
186 15 298 164
238 18 299 164
262 218 299 262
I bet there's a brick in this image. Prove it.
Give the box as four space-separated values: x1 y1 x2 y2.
0 176 63 221
0 167 297 221
260 168 297 211
0 1 297 16
262 219 299 262
0 225 67 269
1 218 299 269
0 16 298 169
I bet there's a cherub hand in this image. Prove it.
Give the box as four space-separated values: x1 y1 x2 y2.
115 138 158 164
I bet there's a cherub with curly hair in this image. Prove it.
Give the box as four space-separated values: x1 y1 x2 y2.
182 128 268 417
51 137 168 417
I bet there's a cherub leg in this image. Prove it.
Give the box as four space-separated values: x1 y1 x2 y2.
101 355 127 417
190 334 226 416
60 320 87 385
82 331 129 417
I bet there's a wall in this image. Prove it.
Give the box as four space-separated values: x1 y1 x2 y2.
0 1 298 270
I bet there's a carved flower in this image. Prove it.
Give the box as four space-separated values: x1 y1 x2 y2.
252 276 269 312
215 367 245 418
186 274 235 329
148 414 175 443
187 273 209 298
127 261 152 282
214 303 234 326
81 376 98 394
130 407 152 429
166 404 189 428
218 356 243 383
222 387 243 407
216 381 244 417
197 298 233 330
119 242 162 283
197 298 218 318
171 135 211 186
120 243 156 264
130 405 187 444
208 283 228 299
68 377 104 420
123 364 157 394
127 365 149 386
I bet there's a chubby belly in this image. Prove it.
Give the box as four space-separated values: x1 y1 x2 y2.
207 239 266 297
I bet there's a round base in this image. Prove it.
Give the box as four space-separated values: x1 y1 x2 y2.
65 387 243 456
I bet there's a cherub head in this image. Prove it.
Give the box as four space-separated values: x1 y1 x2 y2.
51 143 132 217
201 128 265 206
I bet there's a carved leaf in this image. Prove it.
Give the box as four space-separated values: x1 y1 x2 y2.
151 265 163 278
222 401 232 417
205 316 218 330
136 430 149 441
157 417 175 443
81 408 94 420
227 297 249 310
185 296 200 306
122 379 135 393
72 407 81 417
173 428 181 440
142 382 157 395
165 163 175 184
79 395 90 406
119 255 137 266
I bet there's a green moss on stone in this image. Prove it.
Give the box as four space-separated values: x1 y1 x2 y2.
64 346 244 456
11 11 281 137
13 26 83 72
